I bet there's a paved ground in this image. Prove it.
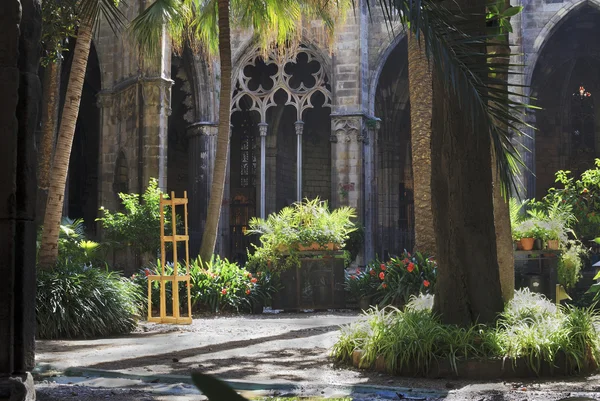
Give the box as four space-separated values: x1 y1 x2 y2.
35 310 600 400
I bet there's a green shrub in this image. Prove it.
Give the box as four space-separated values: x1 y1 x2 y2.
332 289 600 375
134 255 279 314
97 178 172 258
37 263 142 339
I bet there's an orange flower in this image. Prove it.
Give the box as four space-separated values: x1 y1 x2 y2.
407 263 414 273
380 263 386 271
403 258 410 264
350 275 356 280
382 283 387 289
247 272 253 278
379 272 385 280
246 289 251 295
423 280 430 287
370 270 376 276
356 268 361 274
221 288 227 295
251 277 258 284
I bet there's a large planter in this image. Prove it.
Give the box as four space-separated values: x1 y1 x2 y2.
278 242 340 252
271 252 346 311
520 237 535 251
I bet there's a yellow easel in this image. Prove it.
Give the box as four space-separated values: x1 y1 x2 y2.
147 191 192 324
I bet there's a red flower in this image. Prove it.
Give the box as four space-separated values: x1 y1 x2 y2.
350 275 356 280
221 288 227 295
382 283 387 289
144 268 151 277
379 272 385 280
356 268 361 274
370 270 376 276
247 272 253 278
380 263 386 271
423 280 430 287
407 263 415 273
403 258 410 264
246 289 251 295
251 277 258 284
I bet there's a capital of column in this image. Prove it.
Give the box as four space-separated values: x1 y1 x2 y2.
186 122 218 138
294 120 304 136
258 122 268 137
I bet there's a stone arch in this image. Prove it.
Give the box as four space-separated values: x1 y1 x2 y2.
368 31 407 116
525 0 600 91
529 2 600 196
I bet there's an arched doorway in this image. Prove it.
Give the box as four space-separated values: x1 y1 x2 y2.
531 5 600 196
229 45 332 262
374 38 413 257
61 41 101 235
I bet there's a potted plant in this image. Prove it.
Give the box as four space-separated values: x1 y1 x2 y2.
531 221 550 250
515 220 536 251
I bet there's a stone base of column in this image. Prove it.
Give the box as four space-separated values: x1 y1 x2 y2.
0 373 35 401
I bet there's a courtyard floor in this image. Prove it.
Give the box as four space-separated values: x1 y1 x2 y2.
35 310 600 400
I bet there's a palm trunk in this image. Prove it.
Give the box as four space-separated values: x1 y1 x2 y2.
37 58 61 219
431 0 504 325
38 17 93 268
489 6 514 303
407 31 436 255
198 0 232 262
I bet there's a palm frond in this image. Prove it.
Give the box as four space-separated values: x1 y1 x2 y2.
376 0 534 196
79 0 127 34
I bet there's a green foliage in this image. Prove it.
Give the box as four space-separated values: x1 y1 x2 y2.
558 241 587 291
97 178 170 257
245 198 356 273
37 263 142 339
536 160 600 241
134 255 280 314
344 268 375 299
332 289 600 375
41 0 77 66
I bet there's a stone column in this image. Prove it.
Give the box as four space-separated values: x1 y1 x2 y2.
363 119 380 264
258 122 268 218
295 121 304 202
330 114 365 264
141 78 173 192
187 122 217 257
0 0 40 399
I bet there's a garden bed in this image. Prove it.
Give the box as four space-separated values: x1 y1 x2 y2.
350 349 597 379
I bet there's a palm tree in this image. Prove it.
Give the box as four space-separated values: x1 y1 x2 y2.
375 0 531 325
38 0 125 268
130 0 348 263
407 30 435 255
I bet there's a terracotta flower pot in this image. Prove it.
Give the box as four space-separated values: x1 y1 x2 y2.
547 239 559 250
520 237 535 251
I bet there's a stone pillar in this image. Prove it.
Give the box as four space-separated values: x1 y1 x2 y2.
141 78 173 192
331 114 365 263
0 0 40 399
187 122 218 257
363 119 380 264
295 121 304 202
258 122 268 218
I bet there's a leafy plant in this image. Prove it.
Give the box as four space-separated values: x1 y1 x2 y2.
97 178 174 259
332 289 600 376
558 241 587 291
344 268 377 300
245 198 356 273
37 263 142 339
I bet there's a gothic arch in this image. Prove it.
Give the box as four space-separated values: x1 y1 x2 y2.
525 0 600 91
368 31 407 116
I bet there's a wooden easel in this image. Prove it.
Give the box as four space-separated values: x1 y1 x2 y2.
147 191 192 324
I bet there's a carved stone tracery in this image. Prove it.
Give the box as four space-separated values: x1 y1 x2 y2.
231 45 332 122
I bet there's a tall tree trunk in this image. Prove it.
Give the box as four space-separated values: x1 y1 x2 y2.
489 4 514 302
198 0 232 262
37 58 61 220
431 0 504 325
38 17 93 268
407 31 436 255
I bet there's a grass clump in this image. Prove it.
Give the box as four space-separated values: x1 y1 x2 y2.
37 263 142 339
332 290 600 376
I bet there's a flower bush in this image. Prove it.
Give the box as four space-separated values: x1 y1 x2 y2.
133 255 279 314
